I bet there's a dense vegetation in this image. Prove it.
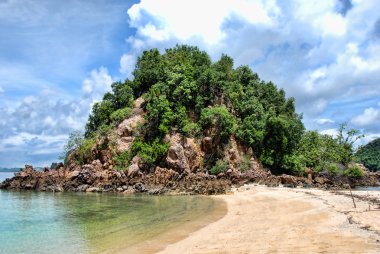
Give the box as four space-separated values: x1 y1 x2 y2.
356 138 380 171
64 45 364 176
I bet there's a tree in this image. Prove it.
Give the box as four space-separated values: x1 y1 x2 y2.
336 123 364 166
261 114 304 169
200 106 235 142
133 48 165 95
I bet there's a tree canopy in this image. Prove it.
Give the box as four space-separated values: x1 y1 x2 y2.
75 45 362 174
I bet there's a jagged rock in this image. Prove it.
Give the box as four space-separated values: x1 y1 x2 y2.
133 182 146 192
183 138 202 172
166 144 190 173
67 170 80 180
314 176 326 185
127 164 140 178
154 167 179 185
77 184 89 192
280 174 297 186
86 187 100 192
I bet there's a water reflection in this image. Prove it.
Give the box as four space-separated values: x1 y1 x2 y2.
0 191 219 253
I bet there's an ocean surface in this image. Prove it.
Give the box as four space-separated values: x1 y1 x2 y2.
0 180 222 253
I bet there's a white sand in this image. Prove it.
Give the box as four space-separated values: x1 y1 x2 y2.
157 185 380 254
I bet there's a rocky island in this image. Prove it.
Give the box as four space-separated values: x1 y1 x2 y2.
1 45 379 194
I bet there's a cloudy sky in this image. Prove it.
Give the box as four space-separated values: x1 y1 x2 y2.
0 0 379 167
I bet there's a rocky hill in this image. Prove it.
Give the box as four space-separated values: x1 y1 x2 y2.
357 138 380 171
1 45 379 193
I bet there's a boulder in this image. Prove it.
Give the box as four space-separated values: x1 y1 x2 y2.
166 143 190 173
127 164 140 178
86 187 100 192
133 182 146 192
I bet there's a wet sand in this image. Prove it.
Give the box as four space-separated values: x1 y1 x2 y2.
157 185 380 254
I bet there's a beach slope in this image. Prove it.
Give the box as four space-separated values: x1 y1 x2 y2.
158 186 380 254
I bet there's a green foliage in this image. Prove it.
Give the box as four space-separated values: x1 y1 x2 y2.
181 121 200 137
133 48 165 95
77 138 96 165
261 114 304 169
238 155 251 172
60 130 84 163
326 163 340 176
114 151 132 170
131 138 169 166
356 138 380 171
282 154 306 176
343 166 364 178
336 123 364 166
80 44 319 174
210 160 229 175
110 107 131 124
85 80 134 137
200 106 235 142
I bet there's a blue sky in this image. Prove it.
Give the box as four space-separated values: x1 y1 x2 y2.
0 0 379 167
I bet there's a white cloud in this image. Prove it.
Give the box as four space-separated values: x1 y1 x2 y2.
315 118 335 125
120 54 137 76
351 107 380 126
319 128 339 137
82 67 113 102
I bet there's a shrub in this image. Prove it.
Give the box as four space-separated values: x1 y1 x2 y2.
77 138 96 165
131 138 169 166
110 107 131 124
238 155 251 172
283 154 306 176
343 166 364 178
200 106 235 142
114 151 132 170
181 122 200 137
210 160 229 175
326 163 340 175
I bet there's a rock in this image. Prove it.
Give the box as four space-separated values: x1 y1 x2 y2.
117 187 124 192
86 187 100 192
67 170 80 180
77 184 89 192
166 143 190 173
201 137 213 154
133 182 146 192
183 138 202 172
280 174 297 185
124 188 135 194
154 167 179 185
127 164 140 178
121 185 129 191
314 176 326 185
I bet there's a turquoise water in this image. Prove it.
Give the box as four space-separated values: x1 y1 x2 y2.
0 190 222 253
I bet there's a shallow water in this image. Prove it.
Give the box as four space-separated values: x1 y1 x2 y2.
0 190 223 253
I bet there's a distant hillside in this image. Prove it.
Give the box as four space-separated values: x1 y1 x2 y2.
0 168 22 172
357 138 380 171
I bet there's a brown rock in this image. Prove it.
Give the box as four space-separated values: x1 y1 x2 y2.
201 137 213 154
127 164 140 178
166 143 190 173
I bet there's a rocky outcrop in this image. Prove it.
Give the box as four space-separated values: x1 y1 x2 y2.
165 134 202 174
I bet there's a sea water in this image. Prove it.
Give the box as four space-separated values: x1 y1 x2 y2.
0 189 223 253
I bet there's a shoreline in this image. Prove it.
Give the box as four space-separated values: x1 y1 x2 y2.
156 185 380 254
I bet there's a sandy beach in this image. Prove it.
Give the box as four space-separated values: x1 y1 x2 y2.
157 185 380 254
